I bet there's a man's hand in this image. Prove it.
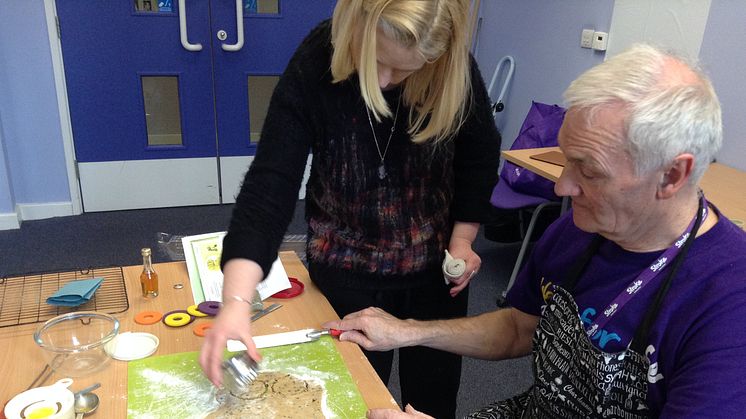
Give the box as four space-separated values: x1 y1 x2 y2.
367 404 435 419
323 307 415 351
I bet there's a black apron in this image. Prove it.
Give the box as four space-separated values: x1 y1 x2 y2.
467 201 704 419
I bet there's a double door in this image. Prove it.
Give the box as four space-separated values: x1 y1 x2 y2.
57 0 335 211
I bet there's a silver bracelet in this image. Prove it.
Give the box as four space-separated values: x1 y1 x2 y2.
230 295 253 305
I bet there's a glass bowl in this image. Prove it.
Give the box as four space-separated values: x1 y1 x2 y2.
33 311 120 377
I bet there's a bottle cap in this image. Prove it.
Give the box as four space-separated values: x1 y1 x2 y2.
141 248 152 256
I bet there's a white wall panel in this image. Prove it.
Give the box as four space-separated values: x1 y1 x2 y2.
608 0 712 59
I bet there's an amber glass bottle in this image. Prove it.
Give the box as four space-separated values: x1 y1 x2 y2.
140 247 159 298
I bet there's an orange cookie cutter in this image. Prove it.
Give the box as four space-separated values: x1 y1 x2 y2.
193 322 213 337
134 310 163 325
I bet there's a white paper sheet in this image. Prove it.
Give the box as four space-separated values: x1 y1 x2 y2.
182 232 291 303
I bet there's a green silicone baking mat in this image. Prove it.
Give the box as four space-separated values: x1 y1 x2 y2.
127 337 367 418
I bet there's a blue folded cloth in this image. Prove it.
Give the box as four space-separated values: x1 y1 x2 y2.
46 277 104 307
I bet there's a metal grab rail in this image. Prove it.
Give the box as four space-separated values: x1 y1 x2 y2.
221 0 244 52
178 0 202 51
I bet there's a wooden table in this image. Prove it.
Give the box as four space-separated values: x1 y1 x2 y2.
0 252 398 417
502 147 564 184
503 146 746 225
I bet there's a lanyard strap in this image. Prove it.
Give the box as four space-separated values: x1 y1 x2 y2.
630 195 707 352
585 195 708 338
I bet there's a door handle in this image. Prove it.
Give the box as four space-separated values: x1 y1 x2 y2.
178 0 203 51
221 0 244 52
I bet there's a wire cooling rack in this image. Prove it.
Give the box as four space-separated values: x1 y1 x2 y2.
0 266 129 328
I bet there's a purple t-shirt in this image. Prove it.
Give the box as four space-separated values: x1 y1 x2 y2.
507 205 746 418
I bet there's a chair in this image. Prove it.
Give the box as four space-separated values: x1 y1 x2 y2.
489 102 566 307
490 179 561 307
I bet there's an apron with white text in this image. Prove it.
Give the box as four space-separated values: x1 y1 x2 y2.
467 198 705 419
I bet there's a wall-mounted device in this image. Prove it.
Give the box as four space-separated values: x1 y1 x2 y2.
580 28 609 51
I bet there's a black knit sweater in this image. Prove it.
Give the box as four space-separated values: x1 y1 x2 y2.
222 21 501 283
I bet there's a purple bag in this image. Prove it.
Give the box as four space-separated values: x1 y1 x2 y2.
500 101 566 201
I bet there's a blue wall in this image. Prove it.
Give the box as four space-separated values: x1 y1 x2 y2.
475 1 614 150
0 1 69 211
699 1 746 170
0 5 16 214
0 117 14 213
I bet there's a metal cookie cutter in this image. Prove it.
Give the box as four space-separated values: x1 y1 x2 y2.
221 352 260 395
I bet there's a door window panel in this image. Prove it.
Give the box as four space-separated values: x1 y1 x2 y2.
247 75 279 143
141 76 183 146
133 0 173 13
244 0 279 15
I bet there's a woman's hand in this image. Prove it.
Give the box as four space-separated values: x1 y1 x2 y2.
446 222 481 297
198 259 263 387
199 301 260 387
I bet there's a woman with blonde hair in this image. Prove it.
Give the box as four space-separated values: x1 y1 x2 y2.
200 1 501 416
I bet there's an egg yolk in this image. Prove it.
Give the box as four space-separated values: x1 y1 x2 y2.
27 406 55 418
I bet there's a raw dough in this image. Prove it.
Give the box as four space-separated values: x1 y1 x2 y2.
207 371 325 418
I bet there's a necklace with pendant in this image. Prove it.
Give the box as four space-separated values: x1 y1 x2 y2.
365 96 401 180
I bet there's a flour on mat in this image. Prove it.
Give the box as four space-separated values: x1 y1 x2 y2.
128 367 220 418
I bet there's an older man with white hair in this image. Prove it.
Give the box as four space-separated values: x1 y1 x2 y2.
326 43 746 418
